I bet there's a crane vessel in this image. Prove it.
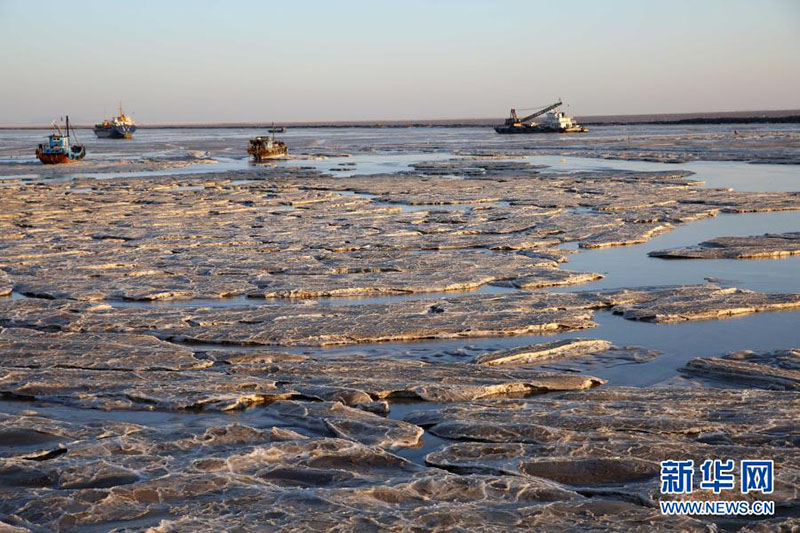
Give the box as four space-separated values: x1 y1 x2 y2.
495 100 587 134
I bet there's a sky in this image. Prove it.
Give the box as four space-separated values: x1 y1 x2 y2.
1 0 798 124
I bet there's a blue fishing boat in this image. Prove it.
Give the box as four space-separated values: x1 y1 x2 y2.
35 116 86 164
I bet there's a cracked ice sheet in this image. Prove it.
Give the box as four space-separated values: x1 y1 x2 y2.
411 387 799 508
650 232 800 260
0 406 711 532
3 168 800 305
683 348 800 390
0 328 210 371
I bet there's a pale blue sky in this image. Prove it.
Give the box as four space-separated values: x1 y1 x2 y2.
1 0 798 123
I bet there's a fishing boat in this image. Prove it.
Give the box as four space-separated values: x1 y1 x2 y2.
35 116 86 164
94 104 137 139
248 130 288 161
268 126 286 133
495 100 587 134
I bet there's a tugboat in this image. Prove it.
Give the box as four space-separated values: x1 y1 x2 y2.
35 116 86 164
495 100 587 134
94 104 137 139
248 127 288 161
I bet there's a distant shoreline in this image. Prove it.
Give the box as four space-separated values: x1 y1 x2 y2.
3 109 799 129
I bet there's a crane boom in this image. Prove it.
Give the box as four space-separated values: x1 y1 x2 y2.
519 100 562 123
504 100 563 126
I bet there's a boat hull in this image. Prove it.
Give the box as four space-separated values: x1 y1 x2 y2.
250 150 288 162
35 151 70 164
94 124 137 139
494 125 588 134
35 146 86 164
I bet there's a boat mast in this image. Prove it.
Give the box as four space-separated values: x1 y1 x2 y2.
65 115 80 144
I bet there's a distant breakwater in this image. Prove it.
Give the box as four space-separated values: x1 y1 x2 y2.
3 110 800 130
